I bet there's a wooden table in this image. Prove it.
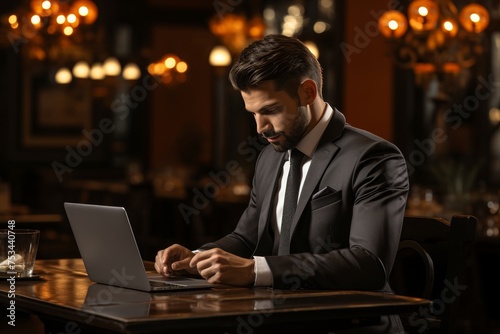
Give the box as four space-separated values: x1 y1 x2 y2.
0 259 431 333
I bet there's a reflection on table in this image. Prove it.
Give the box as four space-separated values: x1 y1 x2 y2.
0 259 431 334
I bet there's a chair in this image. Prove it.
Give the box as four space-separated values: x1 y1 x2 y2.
389 215 477 334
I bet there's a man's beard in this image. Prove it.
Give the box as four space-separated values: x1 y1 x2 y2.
263 105 309 152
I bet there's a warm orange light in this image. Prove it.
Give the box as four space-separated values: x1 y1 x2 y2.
459 3 489 33
56 14 65 24
418 6 429 17
67 14 77 24
442 19 458 37
31 15 41 25
79 6 89 17
247 16 266 39
70 0 98 24
122 63 141 80
73 61 90 78
164 57 177 69
413 63 435 74
55 67 72 84
63 26 74 35
42 1 51 10
443 21 453 31
153 63 166 75
31 0 59 16
8 15 17 25
176 61 188 73
89 63 105 80
378 0 489 80
304 41 319 59
30 14 43 29
408 0 439 31
378 10 407 38
149 54 188 85
443 62 461 73
209 13 259 54
209 45 232 66
103 57 121 76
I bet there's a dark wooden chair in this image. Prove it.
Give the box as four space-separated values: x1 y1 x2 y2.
389 215 477 334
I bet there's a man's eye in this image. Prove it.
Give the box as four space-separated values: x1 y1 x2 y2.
266 108 280 114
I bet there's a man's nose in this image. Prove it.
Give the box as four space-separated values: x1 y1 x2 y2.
255 114 270 134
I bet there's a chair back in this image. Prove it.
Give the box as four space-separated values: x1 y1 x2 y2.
390 215 477 333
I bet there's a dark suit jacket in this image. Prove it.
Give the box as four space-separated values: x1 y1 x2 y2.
202 109 409 291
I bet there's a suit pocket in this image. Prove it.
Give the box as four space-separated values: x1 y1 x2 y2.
311 189 342 210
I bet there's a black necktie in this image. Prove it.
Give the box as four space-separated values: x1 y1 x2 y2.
278 148 304 256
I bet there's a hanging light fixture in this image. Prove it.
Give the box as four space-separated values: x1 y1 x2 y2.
54 67 72 84
378 0 489 83
103 57 122 76
72 60 90 78
209 45 232 67
6 0 99 61
209 13 266 55
148 54 188 85
122 63 141 80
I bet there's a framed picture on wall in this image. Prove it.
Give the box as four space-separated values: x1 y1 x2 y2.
21 62 92 148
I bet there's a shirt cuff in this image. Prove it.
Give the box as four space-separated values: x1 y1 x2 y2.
253 256 273 287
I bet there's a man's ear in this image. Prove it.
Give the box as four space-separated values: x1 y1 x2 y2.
298 79 317 106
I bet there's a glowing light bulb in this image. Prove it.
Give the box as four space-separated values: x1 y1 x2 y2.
55 68 72 84
79 6 89 16
418 6 428 17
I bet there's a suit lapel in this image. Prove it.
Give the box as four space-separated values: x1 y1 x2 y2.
291 108 346 235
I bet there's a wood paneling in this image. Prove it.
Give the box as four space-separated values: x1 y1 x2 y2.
149 26 217 168
343 1 395 141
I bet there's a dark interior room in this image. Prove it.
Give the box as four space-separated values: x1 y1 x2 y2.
1 1 500 333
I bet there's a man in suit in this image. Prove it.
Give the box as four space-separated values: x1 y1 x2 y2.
155 34 409 295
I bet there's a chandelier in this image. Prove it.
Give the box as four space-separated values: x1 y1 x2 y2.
147 54 189 86
5 0 99 61
209 13 266 56
378 0 489 84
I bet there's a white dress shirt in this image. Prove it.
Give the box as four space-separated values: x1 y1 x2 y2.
254 104 334 286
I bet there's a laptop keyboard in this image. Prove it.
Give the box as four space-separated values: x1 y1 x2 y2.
149 280 187 289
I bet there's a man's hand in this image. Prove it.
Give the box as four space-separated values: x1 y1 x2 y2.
190 248 255 286
155 244 199 277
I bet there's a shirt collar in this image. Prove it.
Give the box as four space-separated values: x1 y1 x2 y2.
294 103 334 159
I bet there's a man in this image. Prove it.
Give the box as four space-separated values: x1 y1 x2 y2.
155 34 408 294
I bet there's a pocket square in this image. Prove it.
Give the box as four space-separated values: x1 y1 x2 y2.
312 186 335 200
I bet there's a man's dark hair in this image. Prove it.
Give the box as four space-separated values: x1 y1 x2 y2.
229 34 323 100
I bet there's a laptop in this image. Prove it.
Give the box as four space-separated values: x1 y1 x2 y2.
64 202 216 292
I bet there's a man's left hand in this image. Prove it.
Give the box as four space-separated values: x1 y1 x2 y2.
189 248 255 286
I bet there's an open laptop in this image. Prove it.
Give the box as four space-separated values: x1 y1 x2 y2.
64 202 216 292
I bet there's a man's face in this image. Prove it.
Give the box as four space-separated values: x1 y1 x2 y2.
241 81 310 152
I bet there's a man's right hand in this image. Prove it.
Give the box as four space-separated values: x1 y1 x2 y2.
155 244 200 277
